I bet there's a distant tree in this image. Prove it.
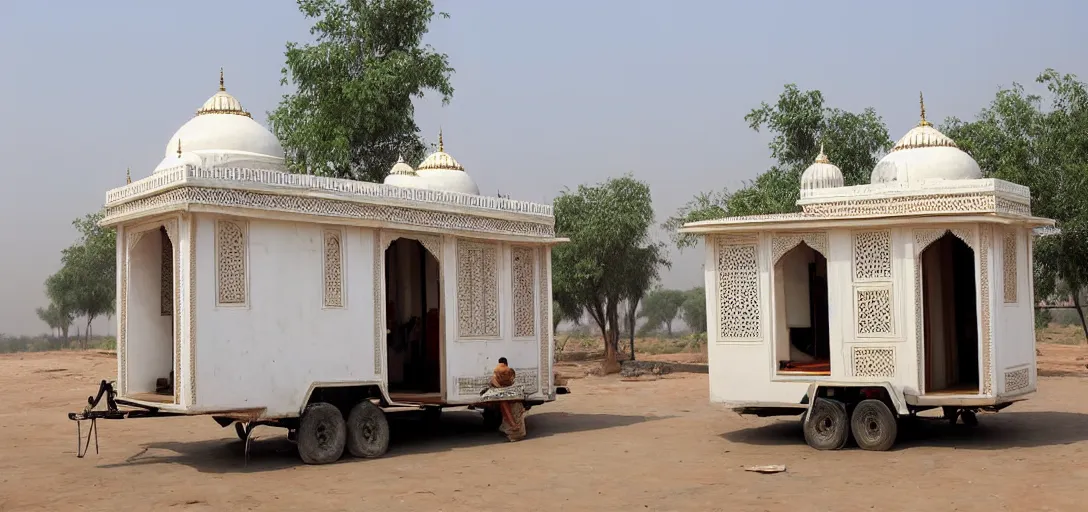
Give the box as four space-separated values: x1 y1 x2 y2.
943 69 1088 341
270 0 455 181
552 299 582 333
621 246 669 359
639 288 686 336
44 211 116 349
680 287 707 334
662 84 892 251
35 303 73 339
552 175 668 373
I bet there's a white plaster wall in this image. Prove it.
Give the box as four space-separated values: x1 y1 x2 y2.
442 239 542 403
126 228 174 394
707 234 810 405
193 215 376 416
995 226 1036 394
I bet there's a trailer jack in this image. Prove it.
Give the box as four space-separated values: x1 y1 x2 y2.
67 380 185 458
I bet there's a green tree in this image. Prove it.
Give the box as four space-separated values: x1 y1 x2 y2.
44 211 116 349
552 175 668 372
680 287 707 334
943 69 1088 340
663 84 892 251
639 287 686 336
270 0 455 181
620 245 669 359
35 302 73 339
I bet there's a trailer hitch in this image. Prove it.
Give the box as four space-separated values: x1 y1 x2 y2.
68 380 119 458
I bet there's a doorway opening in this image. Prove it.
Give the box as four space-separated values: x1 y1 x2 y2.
126 226 176 403
921 233 980 394
774 243 831 376
384 238 443 402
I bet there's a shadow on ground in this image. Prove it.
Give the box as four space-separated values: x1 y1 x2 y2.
721 411 1088 451
98 408 666 473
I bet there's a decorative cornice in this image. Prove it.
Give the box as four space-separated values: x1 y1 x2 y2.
102 186 556 239
106 166 553 221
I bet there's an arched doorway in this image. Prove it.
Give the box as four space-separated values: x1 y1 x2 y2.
127 226 176 402
920 233 979 394
384 238 442 398
774 243 831 375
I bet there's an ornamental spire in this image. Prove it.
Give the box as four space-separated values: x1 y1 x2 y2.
814 142 830 164
177 139 182 157
438 128 444 152
126 167 131 184
219 67 225 91
919 91 931 127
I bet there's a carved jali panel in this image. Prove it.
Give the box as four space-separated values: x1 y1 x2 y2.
716 236 761 340
1003 230 1018 304
457 240 500 338
215 220 247 305
511 246 536 338
856 288 894 336
852 346 896 378
853 231 892 280
323 230 344 308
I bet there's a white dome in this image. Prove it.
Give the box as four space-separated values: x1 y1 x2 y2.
870 95 982 184
154 146 203 172
800 145 844 190
154 69 285 174
384 155 425 188
414 131 479 195
388 155 416 176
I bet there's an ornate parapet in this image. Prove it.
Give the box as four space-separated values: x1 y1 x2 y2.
797 178 1031 218
101 165 556 239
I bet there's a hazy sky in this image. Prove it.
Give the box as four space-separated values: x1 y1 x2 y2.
1 1 1085 336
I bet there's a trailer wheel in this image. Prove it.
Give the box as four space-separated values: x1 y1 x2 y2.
298 402 346 465
850 399 897 451
803 398 850 450
960 410 978 427
346 400 390 458
234 422 248 441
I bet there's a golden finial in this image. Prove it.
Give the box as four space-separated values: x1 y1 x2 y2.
815 142 830 164
219 67 225 91
438 128 444 152
177 139 182 157
126 167 131 184
919 91 931 127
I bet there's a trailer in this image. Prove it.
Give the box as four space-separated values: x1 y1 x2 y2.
679 104 1053 451
68 75 569 464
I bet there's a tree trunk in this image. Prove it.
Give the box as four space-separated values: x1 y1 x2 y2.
601 300 622 374
61 325 69 341
84 317 93 350
665 320 673 337
1073 291 1088 343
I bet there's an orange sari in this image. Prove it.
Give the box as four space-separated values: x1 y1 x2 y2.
489 363 526 442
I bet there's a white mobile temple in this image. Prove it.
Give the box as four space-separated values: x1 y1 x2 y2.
70 71 568 464
679 97 1054 451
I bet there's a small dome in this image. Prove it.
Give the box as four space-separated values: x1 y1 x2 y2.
414 130 480 195
800 144 844 190
870 93 982 184
153 140 203 172
389 155 416 176
384 155 424 188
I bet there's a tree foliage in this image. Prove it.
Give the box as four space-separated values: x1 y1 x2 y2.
943 69 1088 340
639 287 686 336
679 287 707 335
43 211 116 348
270 0 455 181
663 84 892 250
552 175 669 371
35 303 74 339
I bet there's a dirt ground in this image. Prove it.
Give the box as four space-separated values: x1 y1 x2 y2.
2 346 1088 512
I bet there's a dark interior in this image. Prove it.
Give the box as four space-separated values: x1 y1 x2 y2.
385 239 441 394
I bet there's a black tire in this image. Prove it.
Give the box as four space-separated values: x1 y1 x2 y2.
803 398 850 450
850 399 898 451
422 406 442 425
943 406 959 425
346 400 390 458
298 402 347 464
234 422 248 441
482 407 502 430
960 410 978 427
